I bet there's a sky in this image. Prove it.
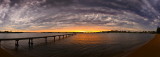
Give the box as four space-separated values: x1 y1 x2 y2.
0 0 160 32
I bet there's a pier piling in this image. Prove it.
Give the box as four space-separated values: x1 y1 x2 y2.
53 36 56 42
45 37 48 43
31 39 33 46
59 36 61 40
0 40 1 47
15 40 19 47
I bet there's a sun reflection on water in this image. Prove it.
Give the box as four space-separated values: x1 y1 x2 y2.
71 33 114 44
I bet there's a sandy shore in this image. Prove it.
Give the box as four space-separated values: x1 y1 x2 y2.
127 34 160 57
0 48 13 57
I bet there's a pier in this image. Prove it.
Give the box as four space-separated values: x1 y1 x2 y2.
0 33 75 48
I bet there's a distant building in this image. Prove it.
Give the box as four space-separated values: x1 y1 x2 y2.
157 26 160 33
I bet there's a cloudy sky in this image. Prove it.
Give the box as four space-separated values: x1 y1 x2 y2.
0 0 159 32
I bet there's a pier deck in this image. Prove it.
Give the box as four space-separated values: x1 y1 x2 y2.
0 34 75 48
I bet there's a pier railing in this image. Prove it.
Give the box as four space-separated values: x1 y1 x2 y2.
0 33 76 48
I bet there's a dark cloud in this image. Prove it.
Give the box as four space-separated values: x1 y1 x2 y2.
78 0 157 21
10 0 21 6
41 0 74 7
0 0 159 31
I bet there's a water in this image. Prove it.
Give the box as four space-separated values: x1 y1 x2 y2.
0 33 155 57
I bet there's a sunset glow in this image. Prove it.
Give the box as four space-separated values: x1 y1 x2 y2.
23 26 110 32
72 31 101 32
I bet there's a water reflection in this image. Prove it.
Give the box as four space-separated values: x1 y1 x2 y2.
71 33 114 44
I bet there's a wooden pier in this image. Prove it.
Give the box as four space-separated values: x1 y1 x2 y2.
0 33 75 48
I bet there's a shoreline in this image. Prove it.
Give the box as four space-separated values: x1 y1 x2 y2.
0 47 13 57
127 34 160 57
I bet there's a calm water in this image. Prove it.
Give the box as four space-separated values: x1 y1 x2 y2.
0 33 155 57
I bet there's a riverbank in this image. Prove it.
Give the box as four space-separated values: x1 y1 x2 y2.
0 48 13 57
127 34 160 57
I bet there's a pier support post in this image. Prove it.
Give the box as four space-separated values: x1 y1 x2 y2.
59 36 61 40
53 36 56 42
29 39 31 44
28 38 33 48
15 40 19 47
0 40 1 47
64 35 66 38
31 39 33 45
63 35 64 39
66 35 68 37
45 37 48 43
28 39 31 47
